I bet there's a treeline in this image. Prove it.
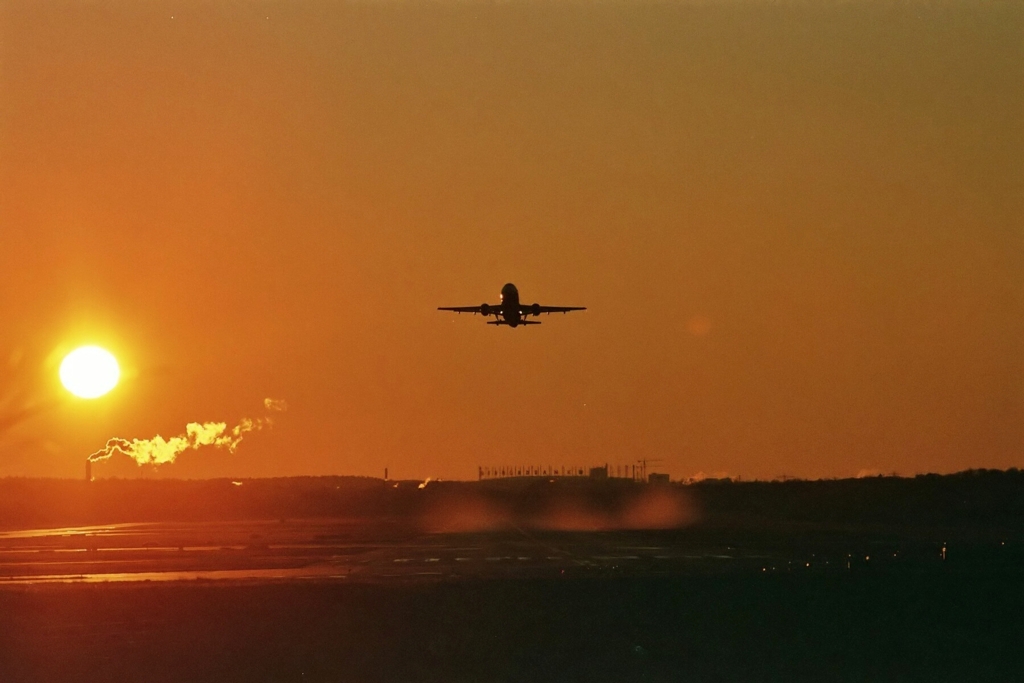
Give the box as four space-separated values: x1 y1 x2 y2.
0 469 1021 535
0 476 390 530
689 469 1024 536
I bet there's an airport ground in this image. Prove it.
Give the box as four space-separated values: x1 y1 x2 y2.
2 560 1022 682
1 472 1022 681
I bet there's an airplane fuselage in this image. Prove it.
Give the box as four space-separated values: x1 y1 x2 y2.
500 283 522 327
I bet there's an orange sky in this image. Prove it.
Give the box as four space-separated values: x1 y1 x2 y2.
1 1 1021 480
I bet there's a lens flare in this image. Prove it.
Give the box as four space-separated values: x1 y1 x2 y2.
59 346 120 399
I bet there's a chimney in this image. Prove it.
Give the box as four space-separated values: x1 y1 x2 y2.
85 459 92 482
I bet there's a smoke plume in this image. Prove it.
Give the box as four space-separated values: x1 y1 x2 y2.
87 398 287 466
263 398 288 412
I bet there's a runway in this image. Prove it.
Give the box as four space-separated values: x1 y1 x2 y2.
0 519 787 585
2 518 1021 681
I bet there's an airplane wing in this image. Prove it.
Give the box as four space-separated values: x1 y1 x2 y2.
523 305 586 315
437 305 502 315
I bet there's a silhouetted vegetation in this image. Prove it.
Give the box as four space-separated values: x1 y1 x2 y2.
1 470 1022 539
689 469 1024 538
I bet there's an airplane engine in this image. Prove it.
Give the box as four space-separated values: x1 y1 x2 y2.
480 303 491 316
531 303 541 316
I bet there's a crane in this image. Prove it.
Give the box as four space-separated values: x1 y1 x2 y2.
636 458 664 482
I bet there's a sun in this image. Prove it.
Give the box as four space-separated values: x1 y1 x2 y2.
59 346 120 399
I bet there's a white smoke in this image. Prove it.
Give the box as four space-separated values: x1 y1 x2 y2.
87 398 286 466
264 398 288 412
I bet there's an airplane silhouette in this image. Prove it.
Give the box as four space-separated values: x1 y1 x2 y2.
439 283 585 327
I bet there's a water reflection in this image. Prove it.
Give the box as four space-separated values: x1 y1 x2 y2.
0 519 956 586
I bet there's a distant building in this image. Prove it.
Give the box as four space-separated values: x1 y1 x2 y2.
589 466 608 479
648 472 670 485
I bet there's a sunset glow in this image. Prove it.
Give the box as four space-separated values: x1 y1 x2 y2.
1 1 1019 480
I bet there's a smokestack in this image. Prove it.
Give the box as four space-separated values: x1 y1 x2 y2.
85 459 92 482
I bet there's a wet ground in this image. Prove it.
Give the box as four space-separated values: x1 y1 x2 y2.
0 518 992 585
1 519 1022 681
0 519 782 584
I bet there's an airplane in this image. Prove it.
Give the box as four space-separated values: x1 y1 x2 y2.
438 283 585 327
